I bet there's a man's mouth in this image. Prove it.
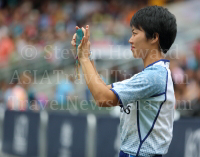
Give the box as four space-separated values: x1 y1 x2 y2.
131 46 135 50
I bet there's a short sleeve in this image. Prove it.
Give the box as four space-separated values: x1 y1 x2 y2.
110 66 168 107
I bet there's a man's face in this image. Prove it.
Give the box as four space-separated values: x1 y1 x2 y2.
129 26 150 59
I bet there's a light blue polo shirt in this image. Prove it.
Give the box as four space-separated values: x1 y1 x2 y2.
110 59 175 157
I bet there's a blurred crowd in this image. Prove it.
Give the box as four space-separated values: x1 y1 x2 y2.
0 0 183 67
0 0 199 117
171 39 200 117
0 72 76 111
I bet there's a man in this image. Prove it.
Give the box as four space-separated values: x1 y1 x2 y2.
71 5 177 157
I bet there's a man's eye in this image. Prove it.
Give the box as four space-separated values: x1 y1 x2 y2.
132 32 137 35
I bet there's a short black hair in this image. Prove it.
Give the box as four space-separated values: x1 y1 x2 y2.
130 6 177 54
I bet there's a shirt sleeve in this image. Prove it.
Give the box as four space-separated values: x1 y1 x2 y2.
110 67 168 107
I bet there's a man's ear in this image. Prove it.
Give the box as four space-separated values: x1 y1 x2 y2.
151 33 159 45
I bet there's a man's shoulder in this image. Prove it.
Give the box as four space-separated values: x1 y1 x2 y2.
144 64 167 73
127 65 168 90
130 65 167 80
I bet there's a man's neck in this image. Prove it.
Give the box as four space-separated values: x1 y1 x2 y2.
143 49 164 68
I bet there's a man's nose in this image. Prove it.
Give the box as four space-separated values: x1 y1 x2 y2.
129 37 133 44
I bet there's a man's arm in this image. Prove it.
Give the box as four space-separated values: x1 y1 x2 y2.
80 58 119 107
106 84 112 89
76 25 116 107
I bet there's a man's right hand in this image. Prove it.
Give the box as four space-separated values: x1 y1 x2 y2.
71 26 91 58
71 26 80 48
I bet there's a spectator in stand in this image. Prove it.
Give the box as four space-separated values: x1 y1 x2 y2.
55 75 75 105
0 26 14 67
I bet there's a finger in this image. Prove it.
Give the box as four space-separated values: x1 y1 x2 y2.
82 36 86 46
72 33 76 40
76 26 80 30
80 36 87 50
82 27 89 43
72 33 76 43
78 36 85 49
86 25 90 40
85 26 88 42
71 33 77 47
81 37 87 57
71 40 76 47
83 36 86 44
81 27 86 37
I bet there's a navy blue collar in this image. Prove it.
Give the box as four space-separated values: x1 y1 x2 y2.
143 59 170 70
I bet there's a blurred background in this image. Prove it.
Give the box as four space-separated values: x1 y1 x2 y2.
0 0 200 157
